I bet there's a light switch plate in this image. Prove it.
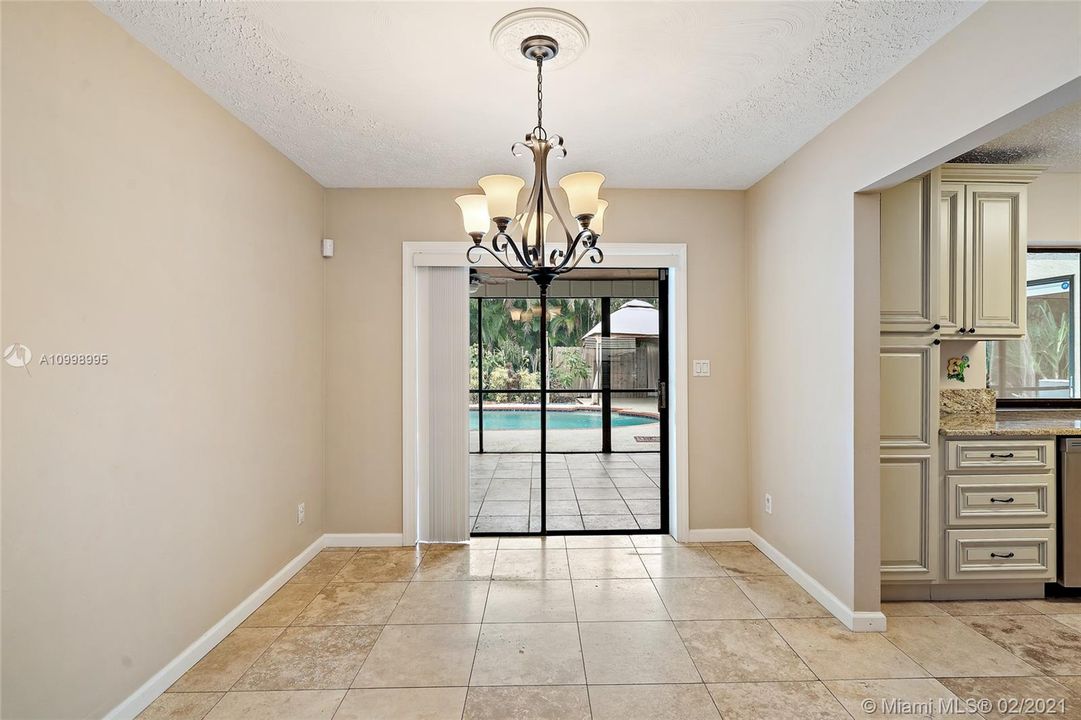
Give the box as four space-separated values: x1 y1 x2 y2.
693 360 711 377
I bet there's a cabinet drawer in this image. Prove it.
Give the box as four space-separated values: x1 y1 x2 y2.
946 528 1056 581
946 474 1055 526
944 439 1054 472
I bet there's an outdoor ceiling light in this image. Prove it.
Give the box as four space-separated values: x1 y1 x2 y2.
457 9 605 295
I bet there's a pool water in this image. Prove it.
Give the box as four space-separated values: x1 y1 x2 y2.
470 409 656 431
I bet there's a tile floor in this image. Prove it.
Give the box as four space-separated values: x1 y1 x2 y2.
470 452 662 533
140 537 1081 720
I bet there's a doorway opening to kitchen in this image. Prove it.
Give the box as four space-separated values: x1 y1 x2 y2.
469 268 669 536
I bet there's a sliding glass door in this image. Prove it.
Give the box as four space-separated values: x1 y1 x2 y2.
469 270 668 535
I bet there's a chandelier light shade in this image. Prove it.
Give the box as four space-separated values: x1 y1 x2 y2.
558 171 605 219
519 212 553 245
479 175 526 221
592 199 608 236
460 19 606 292
455 194 490 236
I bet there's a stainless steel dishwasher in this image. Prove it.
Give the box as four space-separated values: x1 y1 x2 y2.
1060 438 1081 587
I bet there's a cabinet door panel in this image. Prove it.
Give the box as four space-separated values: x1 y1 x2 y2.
881 455 934 579
966 184 1026 337
880 337 937 450
938 183 964 334
881 175 937 332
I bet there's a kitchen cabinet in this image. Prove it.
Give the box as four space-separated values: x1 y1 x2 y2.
880 163 1044 587
943 437 1057 582
882 454 938 580
937 164 1042 339
963 184 1026 336
938 182 963 333
880 335 938 451
880 334 939 581
881 173 938 334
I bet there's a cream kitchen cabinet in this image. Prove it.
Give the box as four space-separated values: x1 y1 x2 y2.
879 163 1043 587
882 453 939 580
881 173 938 334
880 334 939 452
942 438 1057 583
937 164 1043 339
880 334 939 581
938 182 963 333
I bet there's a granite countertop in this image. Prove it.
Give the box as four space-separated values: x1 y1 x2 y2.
940 410 1081 437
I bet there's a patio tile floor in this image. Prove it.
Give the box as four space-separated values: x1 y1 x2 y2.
470 453 661 534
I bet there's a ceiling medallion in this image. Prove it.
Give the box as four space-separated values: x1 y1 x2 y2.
456 8 605 294
490 7 589 71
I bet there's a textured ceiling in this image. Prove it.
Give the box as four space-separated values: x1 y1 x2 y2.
97 1 981 189
953 101 1081 172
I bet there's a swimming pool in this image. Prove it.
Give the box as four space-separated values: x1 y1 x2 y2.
470 409 656 431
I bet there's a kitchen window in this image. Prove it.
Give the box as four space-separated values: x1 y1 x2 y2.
989 249 1081 405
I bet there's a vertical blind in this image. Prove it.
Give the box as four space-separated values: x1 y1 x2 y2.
418 266 470 542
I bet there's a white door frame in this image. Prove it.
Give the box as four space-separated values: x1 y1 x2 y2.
402 242 690 545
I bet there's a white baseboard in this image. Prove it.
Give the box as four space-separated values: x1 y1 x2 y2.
323 533 405 547
105 531 406 720
685 527 752 543
748 530 887 633
103 535 325 720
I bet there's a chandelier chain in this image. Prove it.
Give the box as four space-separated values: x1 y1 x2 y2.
536 56 543 135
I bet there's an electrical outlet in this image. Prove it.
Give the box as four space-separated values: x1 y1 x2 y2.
764 494 773 515
297 502 305 525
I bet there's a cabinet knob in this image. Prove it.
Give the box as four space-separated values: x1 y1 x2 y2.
958 327 967 333
932 339 941 346
932 324 941 331
968 328 978 334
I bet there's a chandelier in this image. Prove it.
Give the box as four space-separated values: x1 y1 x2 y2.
456 22 606 293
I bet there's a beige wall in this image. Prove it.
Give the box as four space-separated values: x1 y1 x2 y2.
1028 172 1081 246
1 3 325 718
747 0 1081 614
324 188 747 534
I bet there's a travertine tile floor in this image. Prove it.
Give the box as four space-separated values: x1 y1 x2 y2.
140 536 1081 720
470 453 662 533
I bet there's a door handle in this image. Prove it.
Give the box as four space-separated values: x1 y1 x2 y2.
658 381 667 411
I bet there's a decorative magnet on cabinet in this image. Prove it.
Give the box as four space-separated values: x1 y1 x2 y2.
947 354 970 382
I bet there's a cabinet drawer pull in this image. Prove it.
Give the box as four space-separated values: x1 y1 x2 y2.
990 552 1016 559
989 497 1016 503
989 453 1015 458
